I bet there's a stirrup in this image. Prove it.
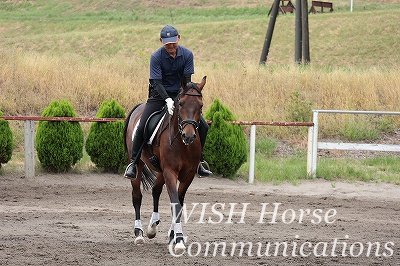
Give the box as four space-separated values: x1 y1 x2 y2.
197 161 212 177
124 162 137 180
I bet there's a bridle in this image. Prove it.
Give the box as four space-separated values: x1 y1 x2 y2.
177 83 203 133
169 83 203 144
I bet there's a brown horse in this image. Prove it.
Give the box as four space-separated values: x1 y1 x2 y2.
124 76 206 253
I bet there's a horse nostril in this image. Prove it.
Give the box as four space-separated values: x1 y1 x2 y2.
193 134 196 140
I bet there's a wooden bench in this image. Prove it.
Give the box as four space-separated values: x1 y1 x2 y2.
309 1 334 14
268 0 296 16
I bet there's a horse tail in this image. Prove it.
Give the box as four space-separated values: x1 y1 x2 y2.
123 104 141 159
141 164 157 190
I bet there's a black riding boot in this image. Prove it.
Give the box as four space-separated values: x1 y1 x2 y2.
197 154 212 177
197 117 212 177
124 133 144 180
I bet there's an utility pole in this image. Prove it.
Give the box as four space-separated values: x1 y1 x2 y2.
259 0 281 64
301 0 310 64
261 0 310 65
295 0 302 64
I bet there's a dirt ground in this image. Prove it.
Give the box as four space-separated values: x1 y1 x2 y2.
0 173 399 265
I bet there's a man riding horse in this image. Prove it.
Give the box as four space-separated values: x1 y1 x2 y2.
124 25 212 179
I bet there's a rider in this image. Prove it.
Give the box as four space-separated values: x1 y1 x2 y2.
124 25 212 179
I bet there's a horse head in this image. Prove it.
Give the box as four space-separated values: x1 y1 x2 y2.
176 76 206 145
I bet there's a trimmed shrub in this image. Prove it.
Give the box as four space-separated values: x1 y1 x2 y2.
0 110 13 168
204 99 247 178
85 99 126 173
36 100 84 172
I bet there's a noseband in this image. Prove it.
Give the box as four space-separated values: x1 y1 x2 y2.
177 83 203 134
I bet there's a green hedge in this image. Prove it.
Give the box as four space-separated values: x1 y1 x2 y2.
204 99 247 178
0 110 13 168
35 100 84 172
85 99 126 173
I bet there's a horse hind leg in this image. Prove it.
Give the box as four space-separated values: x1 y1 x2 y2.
147 172 164 239
131 163 145 245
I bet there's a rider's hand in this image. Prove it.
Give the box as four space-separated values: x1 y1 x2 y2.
165 98 174 115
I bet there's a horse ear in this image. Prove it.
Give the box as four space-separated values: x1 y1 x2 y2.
198 76 207 90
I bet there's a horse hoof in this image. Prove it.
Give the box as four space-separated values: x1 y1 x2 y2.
134 235 145 245
174 241 186 253
134 228 145 245
147 222 159 239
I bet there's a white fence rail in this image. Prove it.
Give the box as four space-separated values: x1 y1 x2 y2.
307 110 400 178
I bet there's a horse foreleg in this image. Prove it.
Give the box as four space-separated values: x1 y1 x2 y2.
177 175 193 206
147 172 164 239
131 163 144 245
164 170 186 253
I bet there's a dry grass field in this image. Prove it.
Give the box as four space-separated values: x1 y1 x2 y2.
1 0 400 138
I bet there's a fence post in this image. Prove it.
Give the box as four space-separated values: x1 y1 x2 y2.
311 111 319 178
307 125 313 176
249 124 256 184
24 120 35 178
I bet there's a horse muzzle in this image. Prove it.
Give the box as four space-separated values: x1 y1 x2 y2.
181 132 196 145
179 119 199 145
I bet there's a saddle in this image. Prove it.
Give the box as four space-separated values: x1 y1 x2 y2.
137 107 167 171
143 106 167 145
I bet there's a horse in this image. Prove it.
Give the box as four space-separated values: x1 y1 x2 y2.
124 76 206 253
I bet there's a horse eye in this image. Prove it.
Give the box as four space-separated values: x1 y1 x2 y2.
179 101 184 107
